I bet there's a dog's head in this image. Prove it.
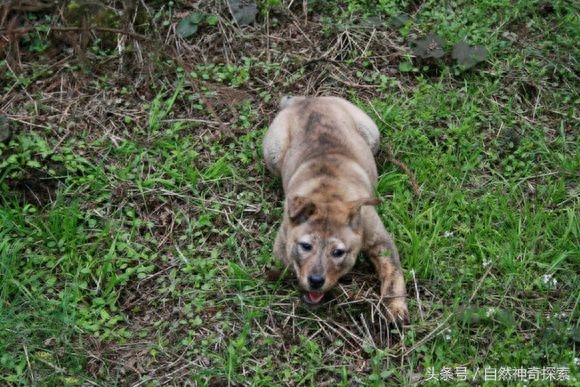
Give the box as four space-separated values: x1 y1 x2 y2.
284 195 379 304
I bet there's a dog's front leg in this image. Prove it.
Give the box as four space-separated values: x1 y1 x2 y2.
363 210 409 323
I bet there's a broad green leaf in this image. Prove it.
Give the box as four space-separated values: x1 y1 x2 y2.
176 12 204 38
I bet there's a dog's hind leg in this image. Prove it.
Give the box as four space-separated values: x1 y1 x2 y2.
273 221 291 267
263 98 303 176
262 116 288 176
334 98 381 155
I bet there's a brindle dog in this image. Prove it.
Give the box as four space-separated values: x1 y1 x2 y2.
263 96 408 322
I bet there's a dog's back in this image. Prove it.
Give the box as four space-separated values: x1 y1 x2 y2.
263 96 380 195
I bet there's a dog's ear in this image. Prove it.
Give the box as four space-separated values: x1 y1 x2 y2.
287 196 317 224
346 197 379 228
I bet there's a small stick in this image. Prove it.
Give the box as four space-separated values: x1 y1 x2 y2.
384 141 421 196
368 102 421 196
22 343 34 384
412 269 424 321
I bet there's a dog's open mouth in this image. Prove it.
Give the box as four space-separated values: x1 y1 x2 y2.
302 291 325 305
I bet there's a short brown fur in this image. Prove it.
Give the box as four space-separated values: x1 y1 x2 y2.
263 96 408 322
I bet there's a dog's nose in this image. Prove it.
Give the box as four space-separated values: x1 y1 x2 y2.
308 275 325 289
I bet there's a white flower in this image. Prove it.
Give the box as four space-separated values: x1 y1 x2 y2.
482 259 492 268
486 307 497 318
444 328 452 341
542 274 558 288
542 274 551 283
443 231 454 238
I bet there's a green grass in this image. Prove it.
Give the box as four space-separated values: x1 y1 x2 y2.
0 0 578 385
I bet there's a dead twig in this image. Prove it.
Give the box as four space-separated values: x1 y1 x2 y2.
384 141 421 196
412 269 425 321
367 102 421 196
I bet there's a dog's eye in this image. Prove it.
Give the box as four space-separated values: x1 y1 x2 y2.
332 249 346 258
299 242 312 252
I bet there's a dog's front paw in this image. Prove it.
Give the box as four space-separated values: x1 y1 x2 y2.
386 298 409 324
